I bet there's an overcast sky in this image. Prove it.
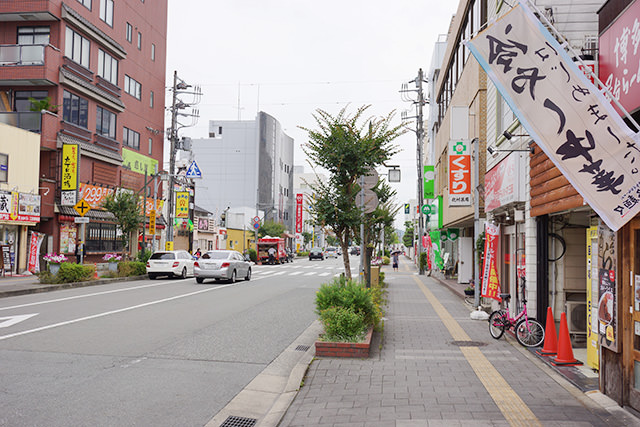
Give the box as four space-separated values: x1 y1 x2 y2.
165 0 458 229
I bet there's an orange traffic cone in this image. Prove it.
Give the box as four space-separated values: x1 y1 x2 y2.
93 262 98 279
551 312 583 366
536 307 558 356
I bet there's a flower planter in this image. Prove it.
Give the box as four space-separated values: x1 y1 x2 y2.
108 262 118 273
49 263 60 275
315 327 374 358
464 289 475 296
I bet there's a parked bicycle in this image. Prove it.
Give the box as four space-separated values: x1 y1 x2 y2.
488 293 545 347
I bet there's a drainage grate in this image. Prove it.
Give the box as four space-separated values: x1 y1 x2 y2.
451 340 487 347
220 416 257 427
295 345 310 352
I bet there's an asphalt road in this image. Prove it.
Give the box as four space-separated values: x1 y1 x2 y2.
0 256 354 427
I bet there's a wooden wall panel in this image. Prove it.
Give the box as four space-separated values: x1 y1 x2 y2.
92 162 118 184
120 169 144 191
529 143 583 217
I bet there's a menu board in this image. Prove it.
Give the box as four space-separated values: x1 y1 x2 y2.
1 245 11 275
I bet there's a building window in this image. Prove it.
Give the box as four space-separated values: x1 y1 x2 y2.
86 222 122 252
124 75 142 100
62 90 89 128
18 27 50 45
149 91 154 108
148 138 152 155
76 0 91 10
123 127 140 150
137 32 142 50
15 90 48 112
0 153 7 183
151 43 155 61
126 23 132 43
96 106 116 139
99 0 113 26
65 27 90 68
97 49 118 85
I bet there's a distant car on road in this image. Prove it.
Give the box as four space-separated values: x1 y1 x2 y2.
194 250 251 284
324 247 338 258
147 250 195 279
350 246 360 255
309 247 324 260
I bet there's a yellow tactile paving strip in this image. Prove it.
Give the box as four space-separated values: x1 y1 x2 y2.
413 276 541 427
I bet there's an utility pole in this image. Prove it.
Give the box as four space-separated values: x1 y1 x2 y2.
166 71 178 250
401 68 428 275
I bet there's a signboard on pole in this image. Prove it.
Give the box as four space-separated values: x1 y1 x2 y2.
61 144 79 206
295 193 303 233
424 165 435 199
149 209 156 235
448 140 471 206
175 192 189 218
481 223 501 302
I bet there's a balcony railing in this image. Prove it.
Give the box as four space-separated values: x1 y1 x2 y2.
0 44 45 66
0 112 41 133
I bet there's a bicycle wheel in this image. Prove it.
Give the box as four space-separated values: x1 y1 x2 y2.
489 310 507 339
515 318 545 347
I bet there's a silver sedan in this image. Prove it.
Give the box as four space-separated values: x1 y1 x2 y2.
194 250 251 284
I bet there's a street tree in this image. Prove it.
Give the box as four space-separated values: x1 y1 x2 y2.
302 105 404 279
102 190 144 259
403 220 414 248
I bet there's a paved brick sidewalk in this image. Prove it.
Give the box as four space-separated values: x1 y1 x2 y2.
280 263 639 427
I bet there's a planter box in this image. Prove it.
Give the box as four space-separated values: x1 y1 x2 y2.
315 327 374 358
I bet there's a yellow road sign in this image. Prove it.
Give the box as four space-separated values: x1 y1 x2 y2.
149 209 156 234
73 199 91 217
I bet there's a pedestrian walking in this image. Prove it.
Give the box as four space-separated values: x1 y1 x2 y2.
392 252 399 271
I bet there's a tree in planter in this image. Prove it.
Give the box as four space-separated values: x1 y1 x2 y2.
402 221 414 248
102 190 144 259
302 105 404 279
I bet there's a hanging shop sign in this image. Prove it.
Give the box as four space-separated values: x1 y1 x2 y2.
0 191 40 223
466 1 640 231
427 196 443 231
481 223 501 302
485 152 526 212
599 0 640 114
175 192 189 219
447 228 459 241
61 144 78 206
122 148 158 176
597 219 618 352
448 140 471 206
424 165 435 199
296 193 303 233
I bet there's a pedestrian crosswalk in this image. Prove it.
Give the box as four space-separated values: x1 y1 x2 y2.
252 262 358 278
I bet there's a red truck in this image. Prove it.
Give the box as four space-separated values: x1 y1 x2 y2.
257 237 287 264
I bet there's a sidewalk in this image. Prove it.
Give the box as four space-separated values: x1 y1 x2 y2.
279 260 639 427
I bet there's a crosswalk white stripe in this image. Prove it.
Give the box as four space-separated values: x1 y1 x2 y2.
318 273 330 276
288 272 303 276
303 272 315 276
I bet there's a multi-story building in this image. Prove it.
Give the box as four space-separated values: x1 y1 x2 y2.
0 0 167 261
293 165 327 250
191 112 295 232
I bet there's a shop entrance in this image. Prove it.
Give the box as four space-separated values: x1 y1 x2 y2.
625 217 640 411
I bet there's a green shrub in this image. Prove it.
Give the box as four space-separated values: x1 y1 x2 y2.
384 249 390 257
382 256 390 265
118 261 146 277
420 252 428 271
319 306 367 342
136 250 151 263
298 251 309 257
315 277 379 326
38 262 94 284
248 248 257 263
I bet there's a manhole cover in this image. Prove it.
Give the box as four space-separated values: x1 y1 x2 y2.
220 416 257 427
451 340 487 347
295 345 310 352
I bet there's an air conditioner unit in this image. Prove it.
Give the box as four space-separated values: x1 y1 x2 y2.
566 301 587 334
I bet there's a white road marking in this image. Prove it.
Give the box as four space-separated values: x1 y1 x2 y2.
304 272 315 276
288 272 303 276
0 313 38 328
318 273 330 277
0 281 183 311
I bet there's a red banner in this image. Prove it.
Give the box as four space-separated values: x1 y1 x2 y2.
28 231 44 273
481 223 501 301
295 193 303 233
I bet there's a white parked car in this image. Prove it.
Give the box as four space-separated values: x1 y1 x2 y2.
194 250 251 284
146 250 195 279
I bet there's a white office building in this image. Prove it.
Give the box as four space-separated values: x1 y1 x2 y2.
190 112 295 231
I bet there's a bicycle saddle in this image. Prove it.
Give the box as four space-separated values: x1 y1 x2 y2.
500 293 511 302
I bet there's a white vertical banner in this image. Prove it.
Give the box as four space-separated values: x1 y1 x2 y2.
466 1 640 231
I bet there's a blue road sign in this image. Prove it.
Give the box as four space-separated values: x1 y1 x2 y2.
185 161 202 178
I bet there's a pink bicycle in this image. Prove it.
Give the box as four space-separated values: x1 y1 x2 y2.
488 293 545 347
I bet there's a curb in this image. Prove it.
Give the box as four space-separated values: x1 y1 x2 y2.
0 275 149 298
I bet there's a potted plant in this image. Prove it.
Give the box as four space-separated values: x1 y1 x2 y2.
464 280 475 296
43 253 68 275
103 253 122 272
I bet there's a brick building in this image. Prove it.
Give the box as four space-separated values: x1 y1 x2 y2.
0 0 167 261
